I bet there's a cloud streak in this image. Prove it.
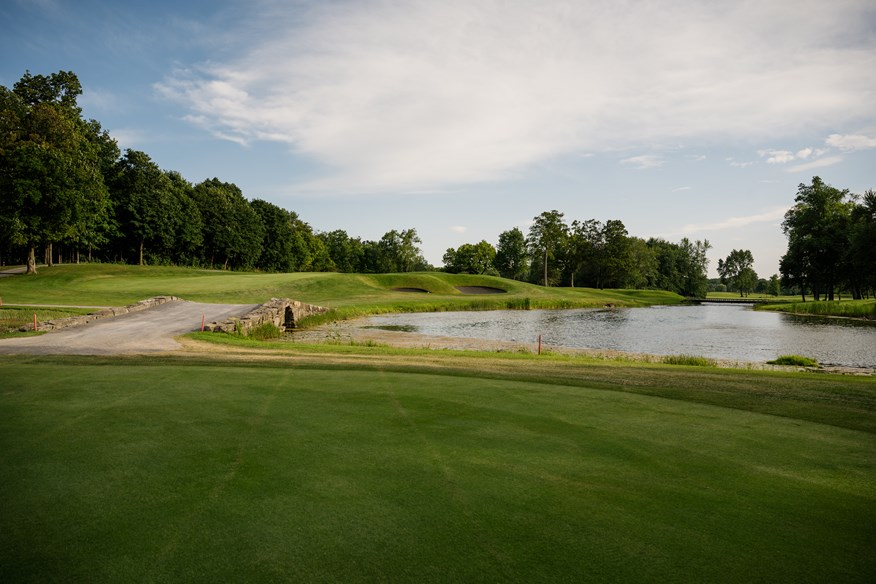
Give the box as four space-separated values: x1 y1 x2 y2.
158 0 876 193
677 207 789 235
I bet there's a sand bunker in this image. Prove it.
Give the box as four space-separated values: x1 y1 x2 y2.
392 287 430 293
455 286 507 295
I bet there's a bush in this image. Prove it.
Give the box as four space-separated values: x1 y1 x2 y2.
249 323 282 341
767 355 819 367
662 354 717 367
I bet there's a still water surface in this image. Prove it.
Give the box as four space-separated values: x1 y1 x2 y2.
363 304 876 368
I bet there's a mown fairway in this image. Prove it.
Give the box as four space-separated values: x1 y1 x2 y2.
1 357 874 583
0 264 682 314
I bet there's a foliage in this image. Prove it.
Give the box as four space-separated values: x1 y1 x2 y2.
758 299 876 320
779 177 874 300
443 240 496 274
767 355 820 367
493 227 528 280
661 354 718 367
526 210 568 287
718 249 757 297
0 71 109 273
248 322 283 340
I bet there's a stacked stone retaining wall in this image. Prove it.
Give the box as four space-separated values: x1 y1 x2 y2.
23 296 180 332
203 298 329 334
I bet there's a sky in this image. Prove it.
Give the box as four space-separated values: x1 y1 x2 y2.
2 0 875 277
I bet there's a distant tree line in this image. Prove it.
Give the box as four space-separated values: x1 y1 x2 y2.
444 210 713 297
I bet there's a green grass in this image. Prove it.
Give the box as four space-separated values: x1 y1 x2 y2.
0 306 95 336
758 298 876 320
1 356 874 583
661 354 717 367
0 264 684 318
768 355 820 367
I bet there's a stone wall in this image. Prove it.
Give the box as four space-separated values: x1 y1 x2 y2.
23 296 180 332
203 298 329 334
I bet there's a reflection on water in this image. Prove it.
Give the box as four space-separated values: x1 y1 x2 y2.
363 304 876 368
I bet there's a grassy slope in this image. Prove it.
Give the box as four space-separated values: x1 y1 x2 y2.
1 357 874 583
0 264 683 314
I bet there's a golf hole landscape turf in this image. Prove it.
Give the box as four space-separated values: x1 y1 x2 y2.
1 359 873 583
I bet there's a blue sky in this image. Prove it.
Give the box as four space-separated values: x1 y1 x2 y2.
3 0 875 277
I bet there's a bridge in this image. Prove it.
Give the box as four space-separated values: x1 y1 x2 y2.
689 297 778 305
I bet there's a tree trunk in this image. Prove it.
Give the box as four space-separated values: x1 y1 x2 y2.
139 240 144 266
26 245 37 275
543 249 549 287
45 242 54 267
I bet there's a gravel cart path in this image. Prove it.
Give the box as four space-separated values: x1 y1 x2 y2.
0 300 257 355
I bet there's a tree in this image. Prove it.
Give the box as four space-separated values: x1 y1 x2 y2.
378 229 425 273
192 178 264 270
781 177 852 300
0 71 109 274
494 228 528 280
527 210 567 287
717 249 756 297
109 149 177 265
767 274 781 297
845 190 876 299
319 230 364 273
443 241 496 274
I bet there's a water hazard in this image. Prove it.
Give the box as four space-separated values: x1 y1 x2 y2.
363 304 876 368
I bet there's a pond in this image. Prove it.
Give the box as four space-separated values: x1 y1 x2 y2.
362 304 876 368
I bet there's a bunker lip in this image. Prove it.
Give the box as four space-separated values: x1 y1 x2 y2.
456 286 507 295
392 287 430 293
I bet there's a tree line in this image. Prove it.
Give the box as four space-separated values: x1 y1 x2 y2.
0 71 430 275
445 211 714 297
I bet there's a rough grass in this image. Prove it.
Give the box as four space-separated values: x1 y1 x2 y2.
661 354 717 367
0 306 94 336
1 355 874 583
768 355 820 367
758 299 876 320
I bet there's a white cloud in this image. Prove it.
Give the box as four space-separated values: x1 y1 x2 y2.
672 186 692 192
786 156 843 172
727 158 755 168
620 155 664 170
760 149 796 164
825 133 876 151
678 207 789 234
795 148 813 159
158 0 876 193
449 225 467 234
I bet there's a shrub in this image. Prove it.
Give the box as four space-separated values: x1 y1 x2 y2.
662 354 717 367
767 355 819 367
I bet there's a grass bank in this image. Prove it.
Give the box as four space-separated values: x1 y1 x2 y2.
1 355 874 583
758 298 876 320
0 264 683 322
0 306 94 338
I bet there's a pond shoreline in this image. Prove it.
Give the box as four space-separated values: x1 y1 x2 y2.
289 318 874 376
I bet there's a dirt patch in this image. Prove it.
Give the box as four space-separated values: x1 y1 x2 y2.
392 287 430 293
456 286 506 295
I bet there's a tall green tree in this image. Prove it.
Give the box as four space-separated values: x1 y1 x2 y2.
192 178 264 270
494 227 528 280
717 249 756 297
0 70 108 273
845 190 876 299
378 229 425 273
109 149 177 265
527 210 567 287
781 177 851 300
